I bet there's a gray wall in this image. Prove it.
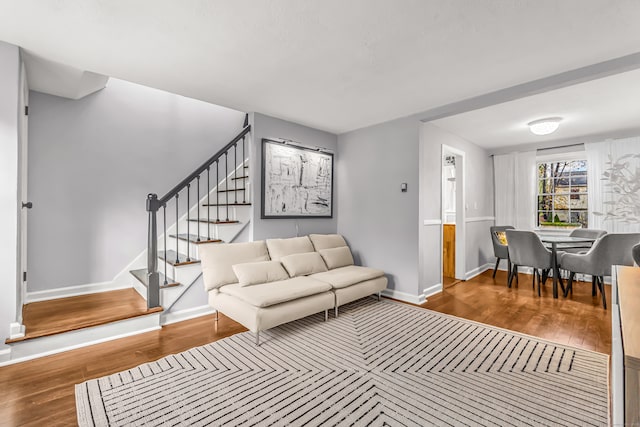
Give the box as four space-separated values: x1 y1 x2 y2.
249 113 338 240
0 41 20 350
420 123 494 288
335 117 494 301
28 79 245 291
337 116 421 297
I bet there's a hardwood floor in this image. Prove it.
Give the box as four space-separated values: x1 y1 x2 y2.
0 313 246 426
423 269 611 355
6 289 161 343
0 269 611 425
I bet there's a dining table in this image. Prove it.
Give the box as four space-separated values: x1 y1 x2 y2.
536 234 597 298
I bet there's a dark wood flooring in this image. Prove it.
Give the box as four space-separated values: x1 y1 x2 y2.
0 269 611 425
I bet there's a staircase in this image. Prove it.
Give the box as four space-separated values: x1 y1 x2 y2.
3 121 252 365
130 122 252 312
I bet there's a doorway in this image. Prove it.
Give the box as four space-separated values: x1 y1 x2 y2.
441 145 466 287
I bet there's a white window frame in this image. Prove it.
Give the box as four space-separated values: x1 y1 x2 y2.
535 152 589 228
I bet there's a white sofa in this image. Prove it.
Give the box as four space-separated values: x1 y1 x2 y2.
199 234 387 344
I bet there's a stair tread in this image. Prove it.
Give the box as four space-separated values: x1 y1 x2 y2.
130 268 181 288
217 188 246 193
158 250 200 266
169 234 222 244
188 219 240 224
5 289 162 344
231 175 249 180
202 202 251 206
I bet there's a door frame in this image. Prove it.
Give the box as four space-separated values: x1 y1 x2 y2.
16 61 28 328
440 144 466 283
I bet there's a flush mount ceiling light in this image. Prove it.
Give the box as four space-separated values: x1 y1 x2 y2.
528 117 562 136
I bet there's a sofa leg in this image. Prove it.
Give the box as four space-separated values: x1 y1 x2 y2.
324 309 328 322
255 331 260 346
214 310 219 322
335 306 339 318
377 291 381 301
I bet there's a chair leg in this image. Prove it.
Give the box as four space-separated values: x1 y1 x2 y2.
508 265 517 288
592 276 597 296
598 276 607 310
541 269 549 285
493 258 500 278
532 269 536 290
564 272 574 297
515 265 519 284
537 270 542 297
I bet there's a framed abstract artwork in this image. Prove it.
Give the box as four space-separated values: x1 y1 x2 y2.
261 139 333 218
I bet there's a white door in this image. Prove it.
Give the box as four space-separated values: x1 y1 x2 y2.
18 62 29 318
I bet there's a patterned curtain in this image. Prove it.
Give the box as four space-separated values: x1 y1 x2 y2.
586 137 640 233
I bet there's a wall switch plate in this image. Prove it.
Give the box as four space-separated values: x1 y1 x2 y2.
401 183 407 192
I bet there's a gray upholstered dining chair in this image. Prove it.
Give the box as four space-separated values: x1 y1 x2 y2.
561 233 640 309
562 228 607 253
505 230 554 296
490 225 514 279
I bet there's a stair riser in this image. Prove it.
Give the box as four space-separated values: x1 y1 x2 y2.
4 313 161 365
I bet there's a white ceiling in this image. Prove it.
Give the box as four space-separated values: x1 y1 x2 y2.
433 68 640 150
2 1 640 134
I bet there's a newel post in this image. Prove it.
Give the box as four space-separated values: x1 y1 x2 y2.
146 193 161 309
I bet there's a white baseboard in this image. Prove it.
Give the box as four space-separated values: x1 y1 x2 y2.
25 280 131 303
0 348 10 363
423 283 442 298
465 263 493 280
161 305 216 325
9 322 25 339
382 288 426 305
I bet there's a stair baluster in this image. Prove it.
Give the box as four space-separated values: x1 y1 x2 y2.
242 136 246 204
196 176 201 242
225 152 229 221
175 194 180 264
234 143 238 204
163 205 168 285
206 167 211 241
186 184 191 262
216 159 220 222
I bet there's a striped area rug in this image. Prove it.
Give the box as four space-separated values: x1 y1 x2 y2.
76 299 609 426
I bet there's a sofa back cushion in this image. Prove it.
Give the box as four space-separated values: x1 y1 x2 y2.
319 246 355 270
280 252 328 277
309 234 348 251
232 261 290 287
200 241 270 291
265 236 315 261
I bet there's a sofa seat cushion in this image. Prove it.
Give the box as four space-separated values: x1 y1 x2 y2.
310 265 385 289
218 276 332 308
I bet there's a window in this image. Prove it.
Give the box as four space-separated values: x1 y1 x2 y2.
537 160 588 228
